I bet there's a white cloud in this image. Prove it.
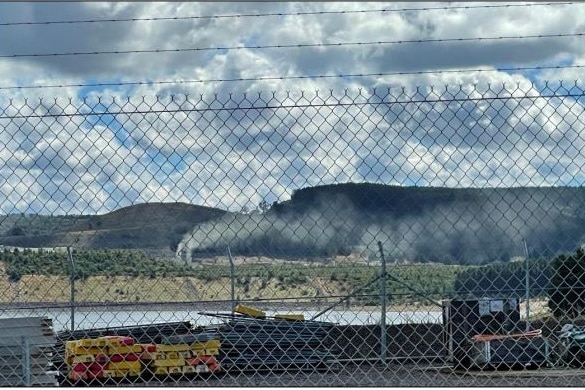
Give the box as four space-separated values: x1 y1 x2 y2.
1 2 585 215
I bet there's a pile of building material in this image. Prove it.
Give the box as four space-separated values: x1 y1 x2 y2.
53 321 192 383
140 335 221 376
53 305 336 384
64 333 222 384
0 317 58 386
200 305 337 371
65 335 142 382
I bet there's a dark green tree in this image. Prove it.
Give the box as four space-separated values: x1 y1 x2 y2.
548 248 585 318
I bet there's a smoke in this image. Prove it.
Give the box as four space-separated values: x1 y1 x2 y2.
177 186 585 264
177 193 362 259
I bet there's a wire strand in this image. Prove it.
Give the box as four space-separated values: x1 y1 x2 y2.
2 91 584 120
0 2 574 27
1 32 583 59
1 64 583 91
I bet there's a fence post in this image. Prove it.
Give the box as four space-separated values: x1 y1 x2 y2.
67 247 75 332
227 244 236 311
523 239 530 331
21 336 31 387
377 241 387 363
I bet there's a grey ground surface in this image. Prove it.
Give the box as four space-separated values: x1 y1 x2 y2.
132 363 585 387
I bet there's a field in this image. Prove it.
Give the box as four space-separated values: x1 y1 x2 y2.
0 252 466 305
0 274 349 304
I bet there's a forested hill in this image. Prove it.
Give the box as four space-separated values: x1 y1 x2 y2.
275 183 473 217
183 183 585 264
2 183 585 265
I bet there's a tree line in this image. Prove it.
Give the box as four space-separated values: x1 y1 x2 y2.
3 245 585 318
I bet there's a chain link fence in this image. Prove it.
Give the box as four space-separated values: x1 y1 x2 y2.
1 81 585 385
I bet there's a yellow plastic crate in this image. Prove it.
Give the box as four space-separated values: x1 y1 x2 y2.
191 339 221 351
68 354 97 364
179 351 192 359
153 367 168 375
107 361 141 372
164 351 180 360
74 339 98 348
191 348 220 357
152 357 185 367
107 344 143 355
182 365 196 374
100 336 135 347
157 343 190 352
167 366 182 374
70 338 108 348
66 345 106 356
234 304 265 318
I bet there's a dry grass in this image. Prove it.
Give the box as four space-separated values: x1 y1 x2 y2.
0 274 349 304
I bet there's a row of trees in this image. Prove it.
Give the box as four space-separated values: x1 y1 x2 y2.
4 245 585 318
0 248 189 282
0 248 464 304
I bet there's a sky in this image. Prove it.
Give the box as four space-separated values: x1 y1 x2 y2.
1 2 585 216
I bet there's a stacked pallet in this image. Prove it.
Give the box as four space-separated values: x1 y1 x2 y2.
141 336 221 376
65 334 222 383
53 321 192 382
0 317 58 386
65 335 142 382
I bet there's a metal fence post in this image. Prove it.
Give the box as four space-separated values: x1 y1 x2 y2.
377 241 387 363
227 244 236 311
21 336 31 387
523 239 530 331
67 247 75 331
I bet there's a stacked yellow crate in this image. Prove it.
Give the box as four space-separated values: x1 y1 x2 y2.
66 336 142 382
102 336 142 379
140 339 221 375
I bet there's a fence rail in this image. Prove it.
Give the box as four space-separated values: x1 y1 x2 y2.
1 82 585 385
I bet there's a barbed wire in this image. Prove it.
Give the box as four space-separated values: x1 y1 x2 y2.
0 64 582 91
2 91 584 121
2 32 583 59
0 2 574 27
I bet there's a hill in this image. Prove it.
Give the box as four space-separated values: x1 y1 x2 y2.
180 183 585 264
2 183 585 265
0 202 226 257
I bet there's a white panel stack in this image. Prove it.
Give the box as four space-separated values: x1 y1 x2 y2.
0 317 58 386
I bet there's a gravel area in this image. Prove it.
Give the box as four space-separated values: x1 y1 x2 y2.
132 363 585 387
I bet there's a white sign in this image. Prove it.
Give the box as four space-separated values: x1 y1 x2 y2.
490 299 504 312
478 299 490 316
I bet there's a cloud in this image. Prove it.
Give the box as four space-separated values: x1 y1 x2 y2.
1 2 585 217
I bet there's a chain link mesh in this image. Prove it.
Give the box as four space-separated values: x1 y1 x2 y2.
1 81 585 385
